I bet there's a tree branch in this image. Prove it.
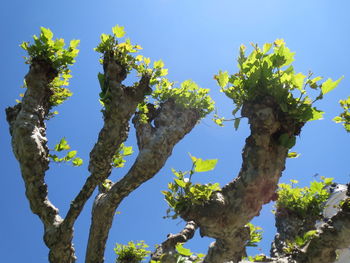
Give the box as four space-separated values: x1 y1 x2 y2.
62 58 151 230
85 100 201 263
176 97 304 263
151 221 198 261
6 59 76 262
295 198 350 263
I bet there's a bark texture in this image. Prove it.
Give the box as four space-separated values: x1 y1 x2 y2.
173 97 304 263
6 59 76 262
86 100 201 263
63 53 151 230
151 221 198 262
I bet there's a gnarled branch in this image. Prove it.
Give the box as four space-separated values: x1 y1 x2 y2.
85 100 201 263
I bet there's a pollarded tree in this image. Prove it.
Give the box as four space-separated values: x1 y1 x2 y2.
6 26 350 263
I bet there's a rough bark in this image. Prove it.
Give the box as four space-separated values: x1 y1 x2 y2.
151 221 198 262
63 54 151 230
85 100 201 263
173 96 304 263
270 208 320 258
292 197 350 263
6 59 76 262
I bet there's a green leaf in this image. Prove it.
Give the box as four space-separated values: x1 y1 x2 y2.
41 27 53 40
292 73 306 90
97 72 105 90
175 244 192 256
54 138 70 151
174 179 187 188
321 76 344 94
322 177 334 185
153 60 164 69
309 108 324 121
20 41 29 50
311 76 323 83
122 146 133 156
112 25 125 38
304 230 317 240
262 43 272 54
215 70 229 88
72 157 83 166
333 116 343 123
100 33 109 42
70 39 80 48
194 158 218 172
287 152 300 158
143 57 151 66
66 150 77 159
213 118 224 127
234 118 240 130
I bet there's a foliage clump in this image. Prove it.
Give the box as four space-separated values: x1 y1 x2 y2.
333 96 350 132
152 79 214 118
162 155 220 219
20 27 79 107
283 230 318 254
49 138 83 166
114 241 150 263
276 177 333 218
95 25 214 118
111 143 133 168
245 223 263 247
214 39 343 129
94 25 168 105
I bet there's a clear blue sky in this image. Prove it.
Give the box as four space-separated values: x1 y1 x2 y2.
1 0 350 262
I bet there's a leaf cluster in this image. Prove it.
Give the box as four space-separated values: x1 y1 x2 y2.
95 25 169 107
111 143 133 168
21 27 79 107
245 223 263 247
276 177 333 218
152 79 215 118
215 39 343 129
162 155 220 219
283 230 318 254
333 96 350 132
49 138 83 166
114 241 150 263
174 243 205 263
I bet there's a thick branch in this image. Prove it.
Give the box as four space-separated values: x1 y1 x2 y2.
85 100 200 263
6 59 76 262
151 221 198 261
177 97 303 263
295 198 350 263
63 59 151 230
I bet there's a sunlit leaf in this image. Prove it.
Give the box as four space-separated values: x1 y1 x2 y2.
41 27 53 40
215 70 229 88
174 178 186 188
70 39 80 49
112 25 125 38
122 146 133 156
321 76 344 94
72 157 83 166
262 43 272 53
194 158 218 172
287 152 300 158
153 60 164 69
175 244 192 256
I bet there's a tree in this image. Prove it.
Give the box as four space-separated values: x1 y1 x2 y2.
5 25 350 263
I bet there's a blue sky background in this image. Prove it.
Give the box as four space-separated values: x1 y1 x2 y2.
1 0 350 262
